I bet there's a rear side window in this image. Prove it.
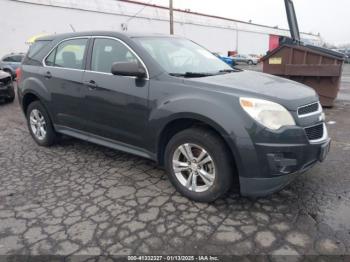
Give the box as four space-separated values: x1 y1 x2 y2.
91 38 138 73
45 38 88 70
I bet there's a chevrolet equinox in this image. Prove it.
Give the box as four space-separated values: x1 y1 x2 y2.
18 32 331 202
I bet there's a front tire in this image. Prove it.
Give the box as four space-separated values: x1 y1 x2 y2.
26 101 56 146
164 127 234 202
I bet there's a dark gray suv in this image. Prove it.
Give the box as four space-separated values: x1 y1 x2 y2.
17 32 330 202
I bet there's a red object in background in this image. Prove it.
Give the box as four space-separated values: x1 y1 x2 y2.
269 35 280 51
16 67 22 84
227 51 237 57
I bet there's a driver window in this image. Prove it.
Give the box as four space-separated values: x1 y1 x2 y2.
91 38 138 73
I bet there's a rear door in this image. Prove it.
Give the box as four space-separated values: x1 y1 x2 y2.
82 37 149 148
40 37 89 131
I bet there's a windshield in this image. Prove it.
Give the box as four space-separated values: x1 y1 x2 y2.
134 37 233 76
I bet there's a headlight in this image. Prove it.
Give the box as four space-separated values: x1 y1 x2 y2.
239 97 296 130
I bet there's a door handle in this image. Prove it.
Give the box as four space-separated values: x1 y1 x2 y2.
44 71 52 79
86 80 98 89
85 80 98 90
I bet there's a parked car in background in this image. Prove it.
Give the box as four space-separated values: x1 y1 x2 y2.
213 53 236 67
18 32 330 202
344 52 350 64
0 53 25 79
331 49 350 63
340 50 349 63
249 54 263 63
231 54 259 65
0 70 15 103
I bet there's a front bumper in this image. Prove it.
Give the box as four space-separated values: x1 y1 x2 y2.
0 83 14 98
240 138 330 197
237 123 331 197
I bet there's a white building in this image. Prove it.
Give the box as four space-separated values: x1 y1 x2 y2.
0 0 322 56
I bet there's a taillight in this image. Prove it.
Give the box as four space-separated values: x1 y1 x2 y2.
16 67 22 84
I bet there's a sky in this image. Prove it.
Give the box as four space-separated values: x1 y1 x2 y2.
131 0 349 45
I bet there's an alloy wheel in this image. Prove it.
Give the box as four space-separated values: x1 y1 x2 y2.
29 109 47 140
172 143 216 192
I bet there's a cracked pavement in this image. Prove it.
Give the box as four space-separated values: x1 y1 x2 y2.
0 66 349 257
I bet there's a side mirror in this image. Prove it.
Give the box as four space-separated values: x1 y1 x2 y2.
111 62 147 78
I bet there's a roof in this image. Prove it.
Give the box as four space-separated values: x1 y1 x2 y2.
36 31 180 42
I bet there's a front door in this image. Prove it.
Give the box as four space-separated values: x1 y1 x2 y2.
82 37 149 148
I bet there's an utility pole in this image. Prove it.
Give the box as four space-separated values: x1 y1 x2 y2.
169 0 174 35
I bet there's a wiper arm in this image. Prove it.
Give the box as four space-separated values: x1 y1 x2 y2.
218 68 242 73
170 69 242 78
169 72 215 78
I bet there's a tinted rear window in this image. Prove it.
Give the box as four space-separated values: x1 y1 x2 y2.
27 40 51 59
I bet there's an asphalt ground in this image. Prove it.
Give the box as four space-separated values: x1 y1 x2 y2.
0 64 349 260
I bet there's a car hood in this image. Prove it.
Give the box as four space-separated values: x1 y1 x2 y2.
0 70 11 80
185 70 318 110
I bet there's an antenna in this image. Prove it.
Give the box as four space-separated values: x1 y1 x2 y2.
69 24 76 32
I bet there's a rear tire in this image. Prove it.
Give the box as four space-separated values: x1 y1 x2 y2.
164 127 234 202
26 101 57 147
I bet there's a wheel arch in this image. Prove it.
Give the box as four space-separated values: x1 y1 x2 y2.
21 90 54 125
22 92 40 114
20 75 52 112
156 114 241 186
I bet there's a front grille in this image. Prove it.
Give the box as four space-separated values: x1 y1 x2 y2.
298 102 320 116
305 124 324 141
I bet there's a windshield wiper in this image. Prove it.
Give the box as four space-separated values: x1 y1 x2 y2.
169 72 215 78
218 68 242 74
170 69 242 78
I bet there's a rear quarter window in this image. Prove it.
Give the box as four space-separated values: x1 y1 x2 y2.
27 40 52 60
